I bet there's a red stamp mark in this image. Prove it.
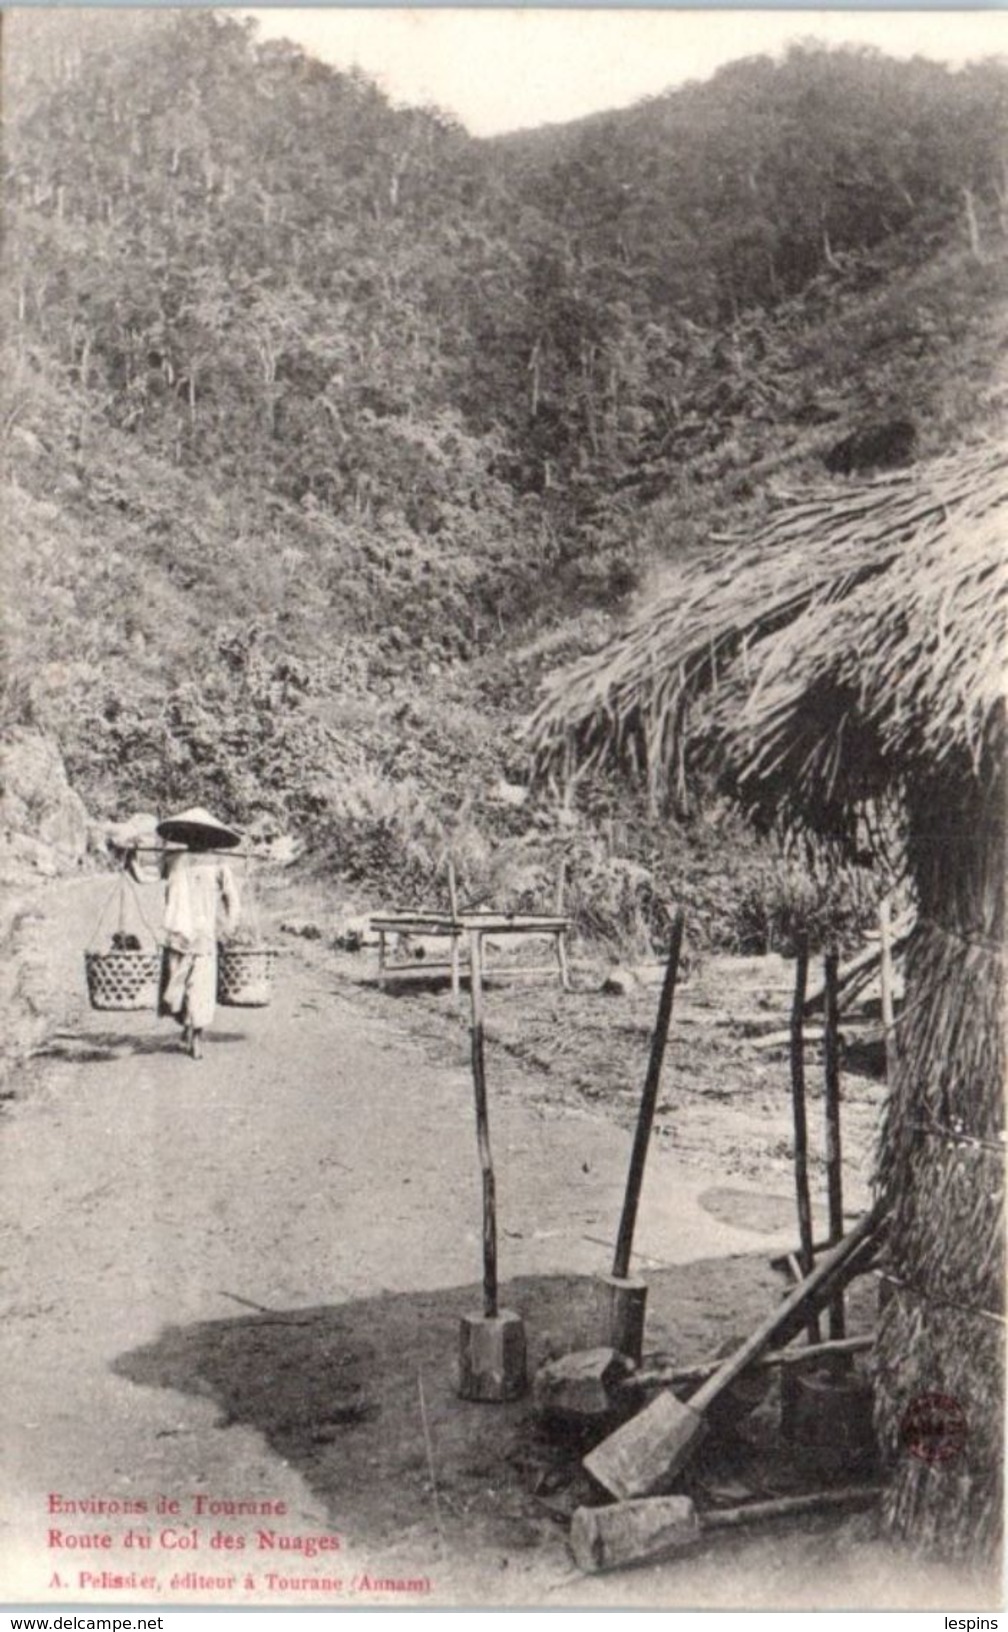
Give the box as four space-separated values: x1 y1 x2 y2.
900 1392 967 1464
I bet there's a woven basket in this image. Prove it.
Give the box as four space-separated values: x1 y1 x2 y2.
85 949 160 1012
217 946 278 1007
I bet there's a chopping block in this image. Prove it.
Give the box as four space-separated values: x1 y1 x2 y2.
458 1310 527 1402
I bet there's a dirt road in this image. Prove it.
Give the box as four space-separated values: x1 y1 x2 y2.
0 876 992 1609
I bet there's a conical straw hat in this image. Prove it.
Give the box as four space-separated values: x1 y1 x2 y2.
156 806 242 850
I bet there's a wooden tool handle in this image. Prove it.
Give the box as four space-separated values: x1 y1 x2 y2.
468 940 498 1318
690 1206 882 1413
703 1485 881 1532
633 1333 873 1392
612 910 685 1280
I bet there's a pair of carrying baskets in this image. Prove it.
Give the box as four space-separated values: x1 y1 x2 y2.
84 871 278 1012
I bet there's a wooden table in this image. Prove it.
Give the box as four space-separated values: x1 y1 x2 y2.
370 910 571 995
461 913 570 993
370 911 462 991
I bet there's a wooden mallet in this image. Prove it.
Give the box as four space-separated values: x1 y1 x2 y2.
533 1334 871 1426
597 909 686 1364
457 929 527 1401
570 1485 880 1573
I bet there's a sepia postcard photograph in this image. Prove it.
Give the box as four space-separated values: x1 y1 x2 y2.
0 3 1005 1613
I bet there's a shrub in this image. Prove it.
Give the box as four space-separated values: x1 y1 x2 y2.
730 855 878 955
317 772 449 903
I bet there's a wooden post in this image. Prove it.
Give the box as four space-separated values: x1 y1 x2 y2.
555 859 571 990
879 897 897 1079
789 933 820 1344
447 857 460 999
458 929 527 1400
823 945 846 1346
470 943 496 1320
378 927 387 990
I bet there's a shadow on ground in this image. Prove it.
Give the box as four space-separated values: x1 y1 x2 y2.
39 1028 250 1062
113 1258 879 1569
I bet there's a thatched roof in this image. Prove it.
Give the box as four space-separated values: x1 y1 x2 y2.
529 441 1007 844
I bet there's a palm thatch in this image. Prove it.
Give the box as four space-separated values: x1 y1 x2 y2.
529 441 1006 844
529 439 1007 1564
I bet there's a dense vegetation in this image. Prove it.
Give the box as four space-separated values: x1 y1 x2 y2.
3 11 1005 948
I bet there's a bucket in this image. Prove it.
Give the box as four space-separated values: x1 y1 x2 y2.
217 946 278 1007
85 949 160 1012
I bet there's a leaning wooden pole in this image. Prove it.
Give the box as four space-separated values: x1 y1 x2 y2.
599 910 685 1363
789 933 820 1344
823 945 846 1345
612 908 686 1280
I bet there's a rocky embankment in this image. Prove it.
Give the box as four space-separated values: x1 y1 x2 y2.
1 729 95 1090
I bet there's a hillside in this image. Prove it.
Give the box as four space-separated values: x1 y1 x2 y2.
2 10 1006 946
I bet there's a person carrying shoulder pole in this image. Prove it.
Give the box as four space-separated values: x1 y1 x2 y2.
127 805 242 1060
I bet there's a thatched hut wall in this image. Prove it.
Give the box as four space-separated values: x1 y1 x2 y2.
528 442 1007 1564
874 767 1005 1562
